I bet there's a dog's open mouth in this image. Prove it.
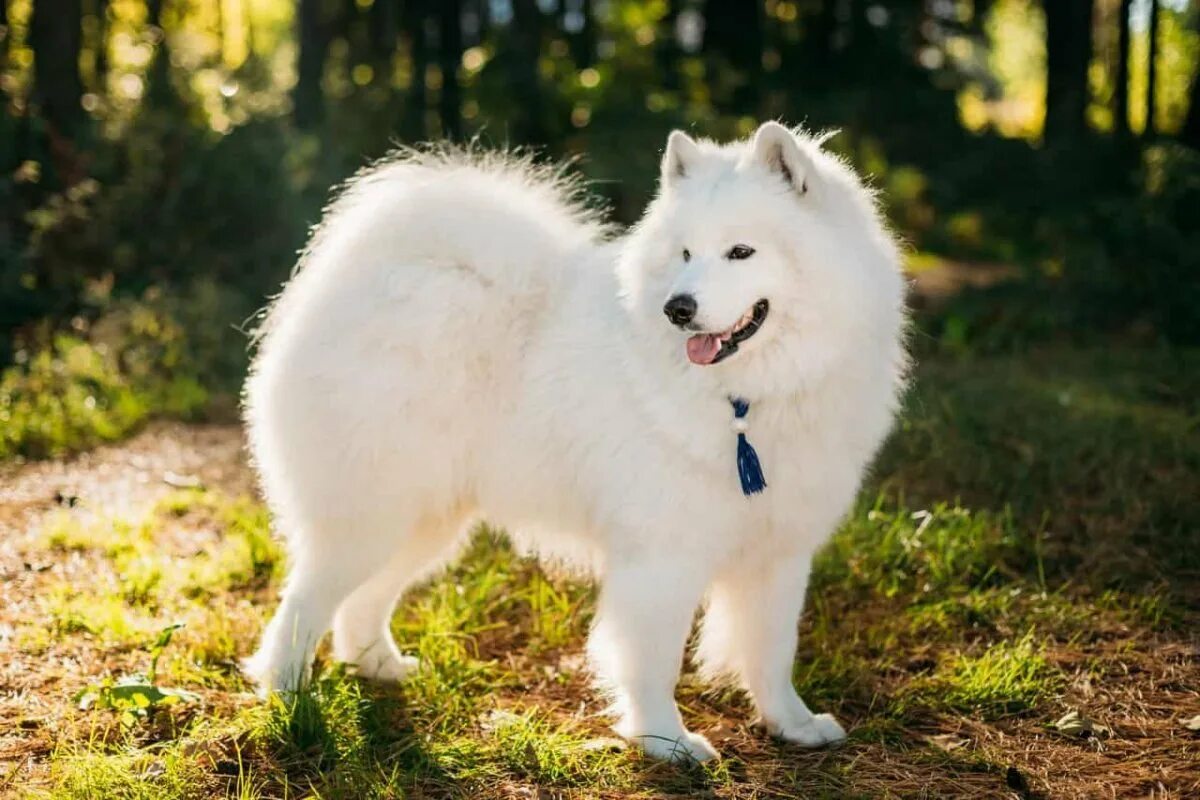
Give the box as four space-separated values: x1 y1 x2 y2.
685 300 769 366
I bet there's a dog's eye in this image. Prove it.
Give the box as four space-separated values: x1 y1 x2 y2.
682 248 691 262
726 244 756 261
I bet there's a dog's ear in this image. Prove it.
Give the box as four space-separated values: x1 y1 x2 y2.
661 130 702 186
747 121 815 196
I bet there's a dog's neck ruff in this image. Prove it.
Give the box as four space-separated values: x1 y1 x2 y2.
730 398 767 496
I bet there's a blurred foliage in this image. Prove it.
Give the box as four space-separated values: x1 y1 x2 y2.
925 140 1200 352
0 0 1197 431
0 295 208 459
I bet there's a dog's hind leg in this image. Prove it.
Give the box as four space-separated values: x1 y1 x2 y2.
244 547 370 692
332 513 468 682
244 518 410 694
696 552 847 748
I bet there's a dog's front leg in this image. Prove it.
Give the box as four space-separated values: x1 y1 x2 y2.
697 552 847 747
588 557 716 762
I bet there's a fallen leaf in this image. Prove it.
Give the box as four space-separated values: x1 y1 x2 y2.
480 709 522 734
1054 710 1109 739
706 722 740 744
163 471 202 489
927 733 969 752
580 737 627 752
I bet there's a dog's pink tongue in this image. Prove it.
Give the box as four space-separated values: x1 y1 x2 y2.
686 334 722 365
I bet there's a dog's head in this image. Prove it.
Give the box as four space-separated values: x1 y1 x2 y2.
619 122 905 395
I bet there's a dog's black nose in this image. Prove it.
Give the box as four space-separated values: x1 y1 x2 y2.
663 294 697 326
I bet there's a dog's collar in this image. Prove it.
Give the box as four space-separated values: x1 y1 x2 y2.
730 397 767 496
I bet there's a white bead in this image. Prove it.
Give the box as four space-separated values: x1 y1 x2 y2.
731 418 749 434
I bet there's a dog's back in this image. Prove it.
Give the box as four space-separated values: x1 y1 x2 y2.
245 150 604 540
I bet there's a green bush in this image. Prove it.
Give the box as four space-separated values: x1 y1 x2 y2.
926 143 1200 352
1060 143 1200 344
0 298 209 460
2 108 316 362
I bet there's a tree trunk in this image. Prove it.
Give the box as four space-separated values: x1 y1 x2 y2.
1043 0 1093 144
656 0 680 89
1183 15 1200 150
98 0 110 75
813 0 837 67
369 0 399 67
703 0 763 111
0 0 8 64
145 0 173 104
510 0 545 145
1144 0 1159 138
294 0 330 128
402 0 430 140
438 0 462 138
571 0 596 68
1182 70 1200 150
30 0 85 139
970 0 994 35
473 0 489 45
1113 0 1132 138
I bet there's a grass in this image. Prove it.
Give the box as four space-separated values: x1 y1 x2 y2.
4 344 1199 799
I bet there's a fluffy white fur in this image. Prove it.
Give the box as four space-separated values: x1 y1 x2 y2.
243 122 907 762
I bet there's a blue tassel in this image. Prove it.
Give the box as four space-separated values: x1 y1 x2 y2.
731 398 767 496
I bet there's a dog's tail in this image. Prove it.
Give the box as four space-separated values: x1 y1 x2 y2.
249 144 612 346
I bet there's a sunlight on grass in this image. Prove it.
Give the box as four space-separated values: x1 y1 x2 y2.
816 500 1023 599
37 746 210 800
902 633 1059 717
42 582 155 644
941 634 1057 714
480 710 634 789
12 348 1197 798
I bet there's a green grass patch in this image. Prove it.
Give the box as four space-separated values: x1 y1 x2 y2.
900 633 1059 718
13 346 1199 798
816 500 1025 599
877 347 1200 589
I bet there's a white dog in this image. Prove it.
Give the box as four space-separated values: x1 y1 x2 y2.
243 122 907 762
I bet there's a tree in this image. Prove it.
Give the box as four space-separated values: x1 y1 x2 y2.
509 0 545 144
438 0 463 139
1043 0 1094 143
295 0 331 127
1145 0 1160 137
703 0 763 110
970 0 994 35
1184 71 1200 149
369 0 399 67
570 0 596 69
402 0 430 140
0 0 9 78
30 0 85 140
95 0 109 90
656 0 680 90
813 0 838 67
145 0 174 104
1184 17 1200 150
1114 0 1132 138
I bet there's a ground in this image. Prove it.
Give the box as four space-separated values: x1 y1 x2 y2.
1 347 1198 799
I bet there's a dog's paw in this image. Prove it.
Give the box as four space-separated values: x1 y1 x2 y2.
348 652 420 683
241 652 309 699
760 713 847 748
632 731 719 763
